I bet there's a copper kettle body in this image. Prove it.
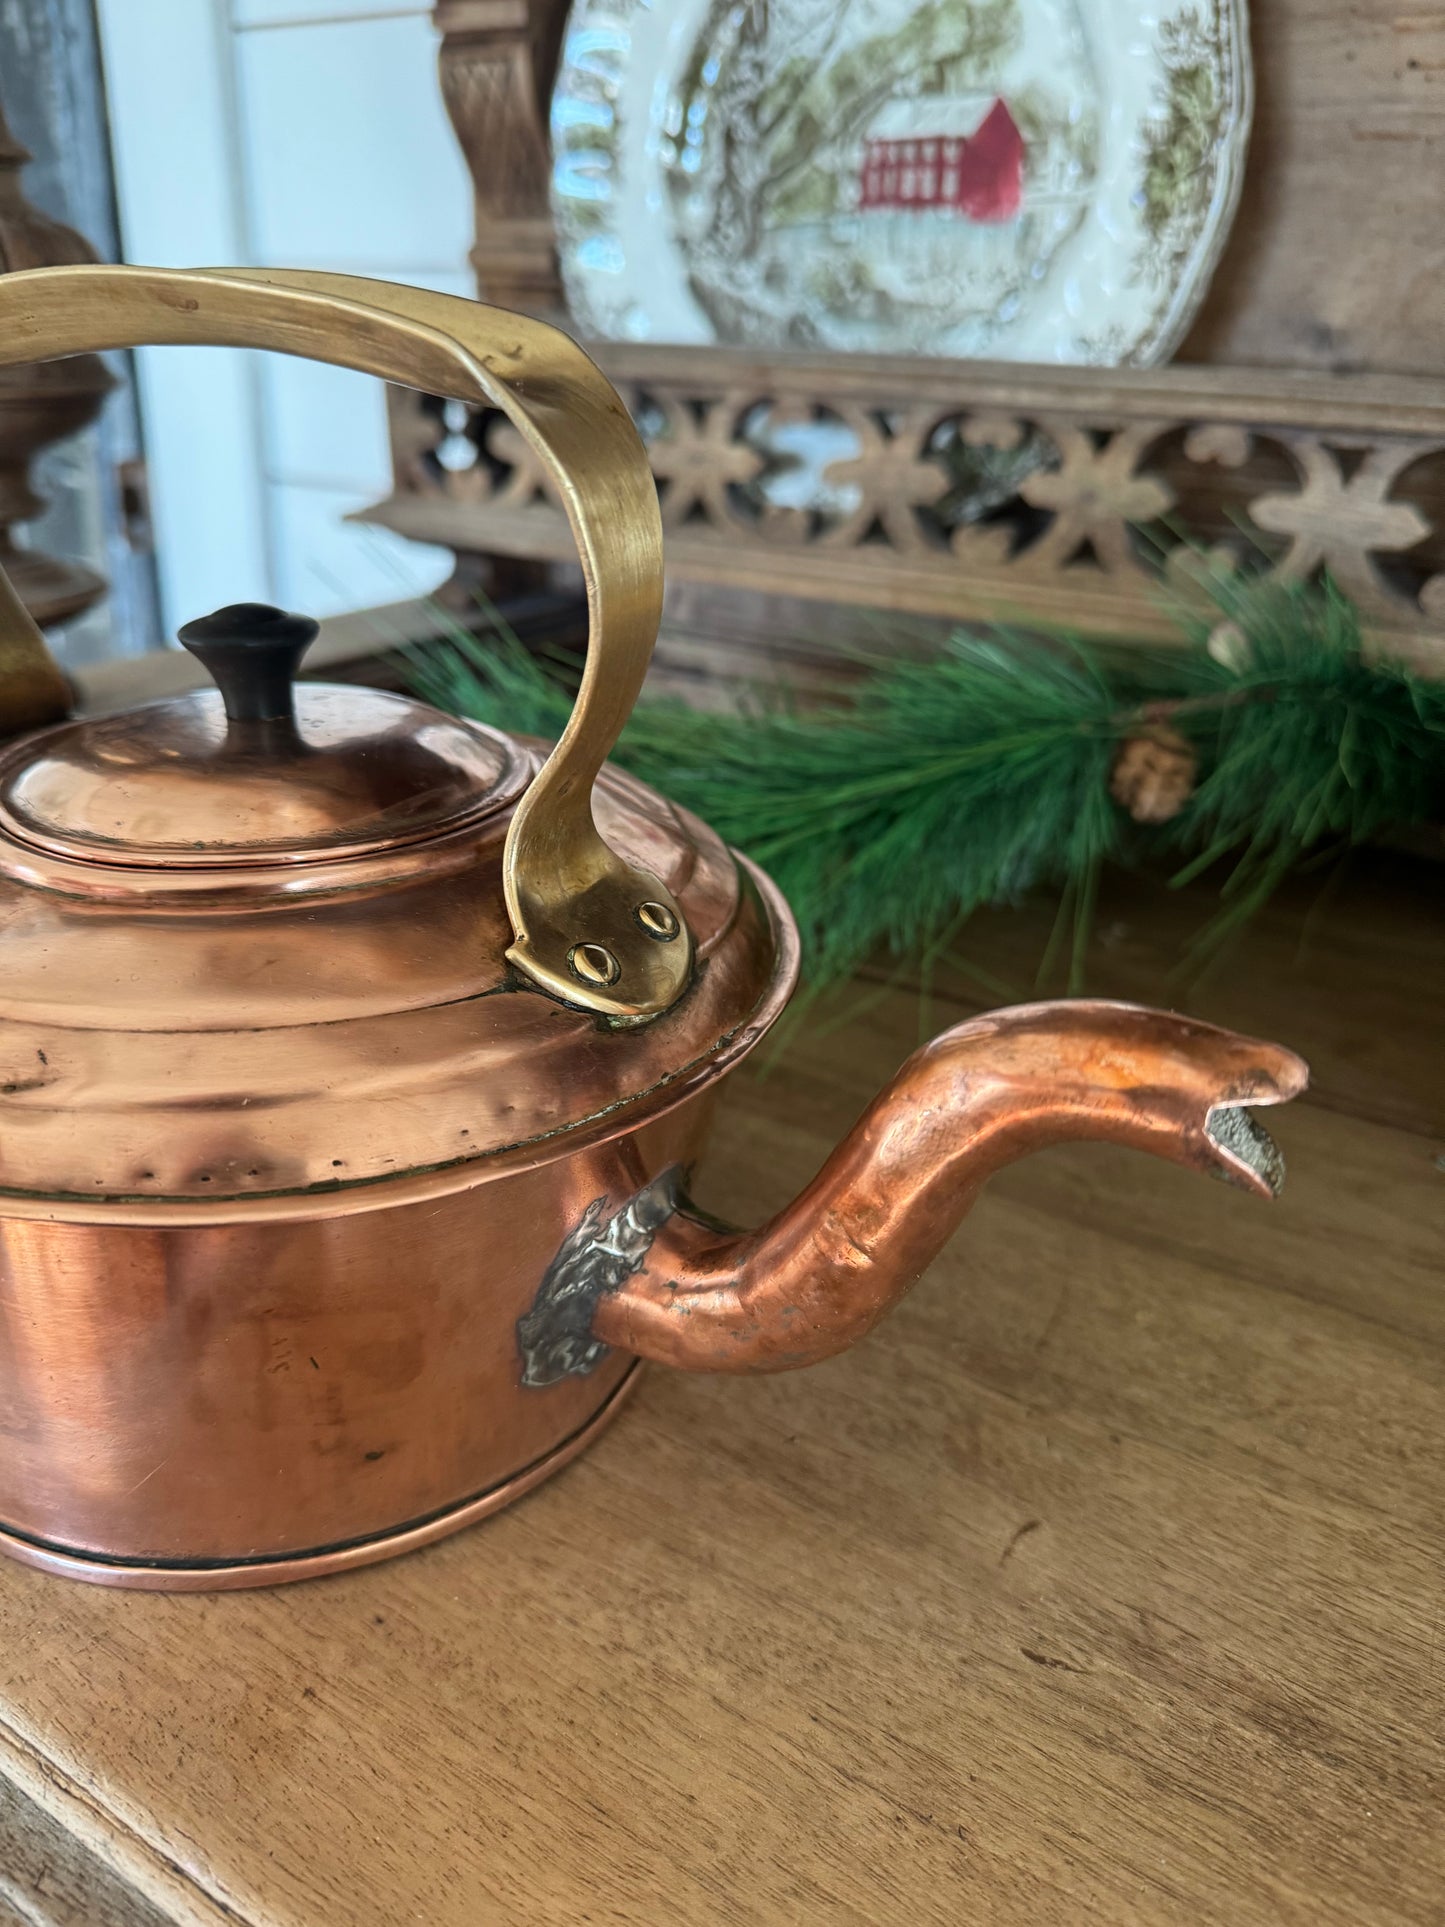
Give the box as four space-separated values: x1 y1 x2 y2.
0 267 1307 1589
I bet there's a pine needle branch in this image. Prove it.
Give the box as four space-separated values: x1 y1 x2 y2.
407 572 1445 988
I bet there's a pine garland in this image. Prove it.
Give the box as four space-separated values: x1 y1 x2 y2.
408 575 1445 988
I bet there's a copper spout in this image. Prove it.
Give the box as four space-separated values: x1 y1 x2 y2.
584 1002 1308 1375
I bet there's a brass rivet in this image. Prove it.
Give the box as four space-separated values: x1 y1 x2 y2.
568 942 620 987
636 900 680 942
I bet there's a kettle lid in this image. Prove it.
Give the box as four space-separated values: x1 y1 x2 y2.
0 604 530 867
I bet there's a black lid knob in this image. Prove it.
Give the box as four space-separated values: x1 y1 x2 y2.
177 603 318 725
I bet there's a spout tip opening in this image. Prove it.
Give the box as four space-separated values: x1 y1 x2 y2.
1204 1103 1288 1199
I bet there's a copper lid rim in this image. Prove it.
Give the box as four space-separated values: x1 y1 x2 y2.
0 854 800 1226
0 804 512 901
0 783 519 873
0 692 531 869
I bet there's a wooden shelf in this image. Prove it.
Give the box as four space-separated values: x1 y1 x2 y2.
1 852 1441 1924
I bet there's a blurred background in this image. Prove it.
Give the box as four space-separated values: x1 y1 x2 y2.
2 0 1442 682
3 0 463 664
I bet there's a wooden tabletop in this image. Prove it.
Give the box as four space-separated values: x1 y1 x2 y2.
1 855 1442 1927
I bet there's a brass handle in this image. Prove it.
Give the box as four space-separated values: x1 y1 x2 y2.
0 264 692 1020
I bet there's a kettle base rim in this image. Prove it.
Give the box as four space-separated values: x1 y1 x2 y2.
0 1362 642 1592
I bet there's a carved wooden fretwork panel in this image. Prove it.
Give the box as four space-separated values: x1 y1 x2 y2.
363 346 1445 671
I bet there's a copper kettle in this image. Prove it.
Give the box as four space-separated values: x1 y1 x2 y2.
0 266 1307 1589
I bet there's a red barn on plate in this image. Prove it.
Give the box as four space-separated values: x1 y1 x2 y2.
859 97 1024 223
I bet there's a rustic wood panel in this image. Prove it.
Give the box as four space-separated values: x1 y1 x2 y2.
1183 3 1445 376
0 853 1440 1925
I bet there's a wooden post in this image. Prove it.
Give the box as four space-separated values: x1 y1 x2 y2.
433 0 569 318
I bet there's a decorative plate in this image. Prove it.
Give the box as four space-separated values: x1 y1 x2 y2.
551 0 1252 364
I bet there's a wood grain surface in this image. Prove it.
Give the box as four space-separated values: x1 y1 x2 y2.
0 854 1440 1925
0 1768 174 1927
1183 3 1445 375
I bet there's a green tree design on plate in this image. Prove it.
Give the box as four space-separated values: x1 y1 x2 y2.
1138 8 1224 285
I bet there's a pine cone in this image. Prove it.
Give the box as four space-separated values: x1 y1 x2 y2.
1110 723 1198 824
